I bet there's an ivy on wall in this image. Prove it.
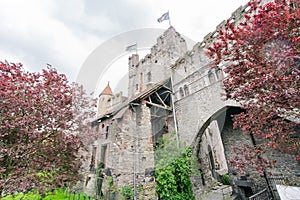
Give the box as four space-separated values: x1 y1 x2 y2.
155 137 196 200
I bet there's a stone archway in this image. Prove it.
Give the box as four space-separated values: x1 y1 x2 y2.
189 104 300 199
192 106 243 171
191 106 245 198
191 106 274 199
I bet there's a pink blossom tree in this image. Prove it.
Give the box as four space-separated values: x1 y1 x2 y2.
207 0 300 173
0 62 97 193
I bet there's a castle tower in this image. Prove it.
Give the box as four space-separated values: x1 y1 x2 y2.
97 82 113 118
128 54 139 98
127 26 187 98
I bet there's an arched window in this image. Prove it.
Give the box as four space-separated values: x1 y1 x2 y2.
216 67 224 80
184 85 189 96
105 124 110 139
135 84 138 91
179 87 184 98
147 72 151 82
208 70 216 83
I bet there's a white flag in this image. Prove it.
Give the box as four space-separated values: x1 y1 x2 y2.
125 43 137 52
157 12 169 23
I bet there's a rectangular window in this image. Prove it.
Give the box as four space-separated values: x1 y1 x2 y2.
89 146 97 172
100 145 107 167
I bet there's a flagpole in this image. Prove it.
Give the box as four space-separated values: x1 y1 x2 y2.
136 44 138 55
168 10 171 26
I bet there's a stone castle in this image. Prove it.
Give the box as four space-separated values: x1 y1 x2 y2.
83 2 300 200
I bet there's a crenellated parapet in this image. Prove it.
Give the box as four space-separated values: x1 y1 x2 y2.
128 26 187 98
170 1 254 103
196 3 251 51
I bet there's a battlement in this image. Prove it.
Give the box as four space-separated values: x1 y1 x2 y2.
127 26 187 98
197 3 251 50
171 4 250 61
169 2 255 104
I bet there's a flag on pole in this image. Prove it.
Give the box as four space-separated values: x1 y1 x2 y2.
125 43 137 52
157 11 169 23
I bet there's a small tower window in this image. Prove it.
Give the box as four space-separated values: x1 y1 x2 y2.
179 87 184 98
184 85 189 96
216 67 224 80
105 125 110 139
135 84 138 91
89 146 97 172
147 72 152 82
208 70 216 83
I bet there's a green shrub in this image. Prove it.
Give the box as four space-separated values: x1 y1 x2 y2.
1 189 90 200
155 137 195 200
120 185 134 200
221 174 231 185
44 189 90 200
107 176 114 187
138 185 143 193
1 191 42 200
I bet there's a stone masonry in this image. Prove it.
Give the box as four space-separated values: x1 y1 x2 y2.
84 2 300 199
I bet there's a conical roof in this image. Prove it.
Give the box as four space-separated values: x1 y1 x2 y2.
100 82 113 96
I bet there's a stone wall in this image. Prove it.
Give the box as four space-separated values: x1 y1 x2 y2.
128 26 187 98
87 1 300 198
85 103 157 199
220 108 267 199
174 80 236 146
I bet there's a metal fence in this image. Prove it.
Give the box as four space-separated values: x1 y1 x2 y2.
249 188 269 200
266 175 288 200
248 174 288 200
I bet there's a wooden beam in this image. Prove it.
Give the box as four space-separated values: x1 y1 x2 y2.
144 100 172 111
155 92 167 107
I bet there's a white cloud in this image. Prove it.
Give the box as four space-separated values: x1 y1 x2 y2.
0 0 249 85
0 0 104 79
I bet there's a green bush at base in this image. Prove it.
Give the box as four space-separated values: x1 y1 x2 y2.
1 189 90 200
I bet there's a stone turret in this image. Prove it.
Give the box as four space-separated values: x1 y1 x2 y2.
128 54 139 98
127 26 187 98
97 82 113 118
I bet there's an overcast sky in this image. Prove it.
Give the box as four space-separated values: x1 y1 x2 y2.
0 0 249 94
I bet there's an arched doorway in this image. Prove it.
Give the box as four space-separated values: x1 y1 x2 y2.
191 106 245 197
